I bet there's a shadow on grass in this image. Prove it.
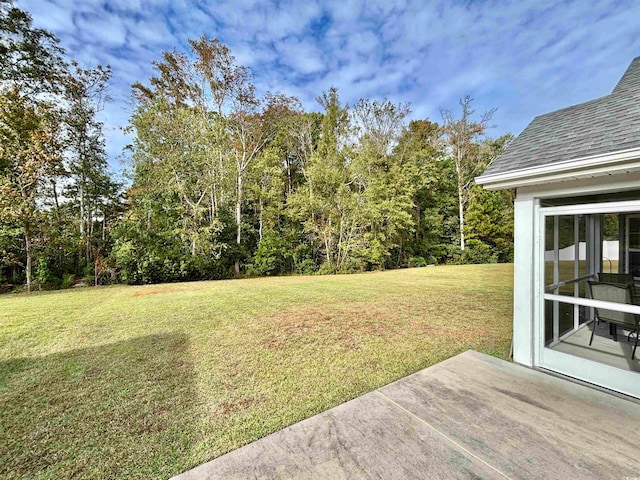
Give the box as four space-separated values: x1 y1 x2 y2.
0 333 199 479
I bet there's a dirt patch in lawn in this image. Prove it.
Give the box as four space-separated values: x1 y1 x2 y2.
211 396 263 419
133 287 179 297
257 303 486 351
261 334 286 350
262 304 398 336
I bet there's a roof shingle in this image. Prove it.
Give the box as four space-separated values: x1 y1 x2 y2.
482 57 640 177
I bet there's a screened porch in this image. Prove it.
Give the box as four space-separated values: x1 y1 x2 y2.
543 195 640 375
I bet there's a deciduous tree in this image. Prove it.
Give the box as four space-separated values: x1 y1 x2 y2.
64 62 117 266
441 96 496 251
0 88 62 291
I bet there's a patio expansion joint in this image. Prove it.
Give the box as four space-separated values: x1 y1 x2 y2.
374 390 513 480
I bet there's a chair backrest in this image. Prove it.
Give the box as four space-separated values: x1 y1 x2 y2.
597 272 633 287
588 281 637 327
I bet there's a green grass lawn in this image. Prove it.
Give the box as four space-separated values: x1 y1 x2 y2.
0 264 513 479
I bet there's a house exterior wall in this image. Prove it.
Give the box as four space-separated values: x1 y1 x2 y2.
512 196 537 366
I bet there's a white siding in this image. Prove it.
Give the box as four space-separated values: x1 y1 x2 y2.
512 196 537 367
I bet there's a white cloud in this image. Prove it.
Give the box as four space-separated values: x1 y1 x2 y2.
20 0 74 32
277 37 326 75
344 30 379 56
264 2 321 39
74 14 128 48
123 17 174 47
15 0 640 173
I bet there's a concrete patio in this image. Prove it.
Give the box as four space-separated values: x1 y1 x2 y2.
174 351 640 479
553 322 640 372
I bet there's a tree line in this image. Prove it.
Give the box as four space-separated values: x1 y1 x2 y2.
0 1 514 292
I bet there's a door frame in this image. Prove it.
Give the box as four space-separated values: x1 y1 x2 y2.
535 199 640 398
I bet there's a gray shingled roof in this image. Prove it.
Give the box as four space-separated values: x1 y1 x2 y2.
482 56 640 177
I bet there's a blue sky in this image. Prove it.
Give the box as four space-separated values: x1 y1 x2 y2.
17 0 640 173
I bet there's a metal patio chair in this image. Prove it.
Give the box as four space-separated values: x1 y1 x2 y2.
597 273 640 302
588 281 639 360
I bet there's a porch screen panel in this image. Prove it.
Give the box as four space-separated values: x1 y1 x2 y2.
558 215 576 337
557 215 575 288
602 213 619 274
544 300 553 345
578 215 587 279
544 216 555 289
628 216 640 277
544 214 587 342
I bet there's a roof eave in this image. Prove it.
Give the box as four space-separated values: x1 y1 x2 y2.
475 147 640 191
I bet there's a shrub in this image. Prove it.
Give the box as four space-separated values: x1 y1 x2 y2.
252 233 291 276
295 259 317 275
61 273 76 289
34 257 62 290
292 243 317 274
408 256 427 268
462 239 498 265
337 257 365 274
316 262 337 275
